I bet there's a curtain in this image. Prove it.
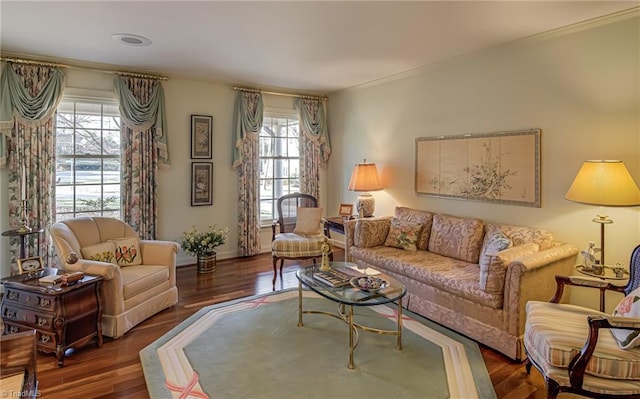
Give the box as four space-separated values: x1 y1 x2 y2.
113 76 168 239
232 91 263 256
296 98 331 198
0 62 65 269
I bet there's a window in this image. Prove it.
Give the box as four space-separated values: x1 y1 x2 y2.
259 115 300 224
55 100 121 221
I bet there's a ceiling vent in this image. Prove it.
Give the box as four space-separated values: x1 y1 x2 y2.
112 33 152 47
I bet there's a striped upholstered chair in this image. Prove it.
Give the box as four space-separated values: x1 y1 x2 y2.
524 244 640 398
271 193 332 289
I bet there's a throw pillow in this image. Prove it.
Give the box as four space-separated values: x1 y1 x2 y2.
383 218 423 251
479 232 512 290
110 236 142 266
81 241 117 264
293 207 323 236
611 287 640 349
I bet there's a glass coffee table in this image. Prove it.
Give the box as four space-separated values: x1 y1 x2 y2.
296 262 407 369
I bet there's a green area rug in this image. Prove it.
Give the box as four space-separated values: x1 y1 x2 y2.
140 289 496 399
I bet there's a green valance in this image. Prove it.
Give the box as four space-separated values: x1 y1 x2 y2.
296 98 331 163
232 91 264 169
0 62 65 165
113 76 170 165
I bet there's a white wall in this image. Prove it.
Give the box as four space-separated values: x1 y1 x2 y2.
326 15 640 309
1 69 328 274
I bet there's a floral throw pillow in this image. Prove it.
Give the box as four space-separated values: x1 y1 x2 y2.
611 286 640 349
110 236 142 266
383 217 423 251
81 241 117 264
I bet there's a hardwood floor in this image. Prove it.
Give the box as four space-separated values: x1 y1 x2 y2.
34 250 548 399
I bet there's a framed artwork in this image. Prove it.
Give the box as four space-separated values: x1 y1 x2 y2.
191 115 213 159
339 203 353 217
17 256 44 274
191 162 213 206
415 129 541 207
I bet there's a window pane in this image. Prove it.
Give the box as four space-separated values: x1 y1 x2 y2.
259 137 272 157
55 100 121 220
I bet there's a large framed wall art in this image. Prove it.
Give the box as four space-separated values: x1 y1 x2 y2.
415 129 541 207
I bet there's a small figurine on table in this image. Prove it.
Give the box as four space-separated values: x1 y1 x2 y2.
319 237 331 272
580 241 597 271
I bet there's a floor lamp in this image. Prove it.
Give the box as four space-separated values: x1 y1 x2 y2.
565 160 640 267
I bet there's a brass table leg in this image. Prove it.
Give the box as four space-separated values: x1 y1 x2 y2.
348 304 355 370
297 280 303 327
396 299 403 350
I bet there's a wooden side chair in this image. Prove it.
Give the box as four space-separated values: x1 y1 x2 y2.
1 329 38 399
271 193 332 289
524 243 640 398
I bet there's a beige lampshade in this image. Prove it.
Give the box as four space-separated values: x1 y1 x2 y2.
565 160 640 206
348 161 383 192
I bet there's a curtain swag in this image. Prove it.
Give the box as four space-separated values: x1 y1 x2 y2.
232 91 264 169
113 76 170 165
0 63 65 166
295 98 331 163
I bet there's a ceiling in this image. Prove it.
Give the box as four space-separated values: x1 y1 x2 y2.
1 1 638 94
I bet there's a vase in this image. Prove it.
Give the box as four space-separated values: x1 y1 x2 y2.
197 253 216 274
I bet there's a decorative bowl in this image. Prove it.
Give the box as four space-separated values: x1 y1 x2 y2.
350 276 389 292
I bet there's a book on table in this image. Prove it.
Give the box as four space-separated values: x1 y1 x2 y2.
312 268 353 287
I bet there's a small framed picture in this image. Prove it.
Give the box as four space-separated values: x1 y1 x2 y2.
17 256 44 274
191 115 213 159
192 162 213 206
339 203 354 217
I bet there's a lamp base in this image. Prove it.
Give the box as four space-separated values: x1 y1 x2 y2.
356 193 375 218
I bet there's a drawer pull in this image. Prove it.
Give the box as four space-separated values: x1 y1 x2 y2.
8 291 19 300
40 335 51 343
8 325 19 333
5 309 17 318
36 316 49 326
39 298 51 307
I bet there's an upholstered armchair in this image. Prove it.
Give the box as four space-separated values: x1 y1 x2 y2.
271 193 332 288
524 244 640 398
51 217 179 339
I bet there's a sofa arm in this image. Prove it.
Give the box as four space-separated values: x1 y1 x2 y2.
503 243 578 336
140 240 179 266
64 259 120 281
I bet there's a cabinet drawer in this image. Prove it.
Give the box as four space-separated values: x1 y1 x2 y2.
4 288 56 311
1 305 54 330
4 322 57 350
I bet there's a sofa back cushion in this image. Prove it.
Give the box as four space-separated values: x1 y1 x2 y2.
394 207 434 251
428 214 484 263
483 223 554 253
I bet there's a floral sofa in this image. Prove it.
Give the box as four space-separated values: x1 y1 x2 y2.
344 207 578 360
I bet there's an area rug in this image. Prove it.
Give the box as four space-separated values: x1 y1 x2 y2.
140 289 496 399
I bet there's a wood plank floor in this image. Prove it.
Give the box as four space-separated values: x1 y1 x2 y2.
34 250 548 399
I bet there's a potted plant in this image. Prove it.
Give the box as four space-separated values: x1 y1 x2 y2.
180 225 229 274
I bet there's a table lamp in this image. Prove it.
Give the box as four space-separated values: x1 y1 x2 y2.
348 159 383 218
565 160 640 266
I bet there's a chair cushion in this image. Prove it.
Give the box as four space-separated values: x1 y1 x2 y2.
384 217 423 251
81 241 117 264
110 236 142 266
293 207 323 236
121 265 169 300
272 233 324 257
611 287 640 349
525 301 640 380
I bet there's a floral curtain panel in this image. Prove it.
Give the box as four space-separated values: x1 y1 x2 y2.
296 98 331 198
113 76 168 239
0 62 65 269
232 91 264 256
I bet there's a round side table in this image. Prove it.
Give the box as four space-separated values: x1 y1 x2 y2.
2 228 44 259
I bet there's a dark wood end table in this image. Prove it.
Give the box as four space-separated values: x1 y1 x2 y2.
1 271 104 367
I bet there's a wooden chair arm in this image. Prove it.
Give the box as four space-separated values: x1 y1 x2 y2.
568 315 640 390
271 220 279 241
550 275 627 304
